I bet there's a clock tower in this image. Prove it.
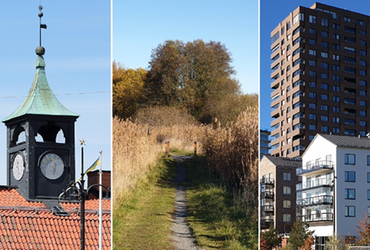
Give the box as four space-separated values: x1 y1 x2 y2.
2 6 79 200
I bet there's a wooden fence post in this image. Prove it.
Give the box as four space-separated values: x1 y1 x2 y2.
194 141 197 156
165 141 170 157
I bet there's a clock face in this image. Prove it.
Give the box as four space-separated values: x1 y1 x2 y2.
40 153 65 180
13 153 25 181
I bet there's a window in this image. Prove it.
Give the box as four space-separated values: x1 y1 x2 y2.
333 44 340 50
283 186 291 194
360 50 367 56
360 80 367 86
333 127 340 134
345 57 356 64
333 23 340 29
309 60 316 66
321 52 328 58
309 39 316 45
333 116 340 123
309 49 316 56
271 32 280 44
345 171 356 182
345 36 356 43
321 94 328 100
309 92 316 98
361 121 367 127
321 31 328 37
309 15 316 23
321 73 328 79
321 83 328 89
345 206 355 217
345 154 356 165
368 172 370 182
321 105 328 111
345 189 356 199
321 62 328 69
345 67 356 74
333 106 340 112
283 214 291 222
360 111 367 116
309 81 316 87
309 103 316 109
360 90 367 96
309 113 316 120
283 200 291 208
309 71 316 77
321 126 328 132
345 129 356 136
333 96 340 102
368 156 370 166
283 172 292 181
333 34 340 40
368 190 370 200
287 21 291 30
321 18 328 26
333 64 340 71
345 26 356 33
333 54 340 60
309 28 316 34
344 47 356 53
360 70 367 76
361 30 367 36
309 124 316 130
321 115 328 121
333 75 340 81
360 100 367 106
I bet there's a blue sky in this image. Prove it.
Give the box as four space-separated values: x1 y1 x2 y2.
0 2 111 185
260 0 370 130
113 0 258 94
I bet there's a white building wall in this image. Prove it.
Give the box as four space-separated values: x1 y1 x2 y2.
336 147 370 237
301 135 337 237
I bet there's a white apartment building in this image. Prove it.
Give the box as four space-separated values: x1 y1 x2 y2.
297 133 370 249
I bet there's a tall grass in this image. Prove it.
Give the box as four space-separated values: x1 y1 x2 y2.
204 106 259 215
113 106 259 214
112 117 209 205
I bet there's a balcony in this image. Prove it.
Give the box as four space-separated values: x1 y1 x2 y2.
298 177 332 190
296 160 334 175
260 178 274 186
297 195 333 207
261 205 274 213
297 212 333 222
261 219 274 229
261 190 274 199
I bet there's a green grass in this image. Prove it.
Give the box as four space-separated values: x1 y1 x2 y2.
185 156 258 250
113 152 258 250
113 155 177 250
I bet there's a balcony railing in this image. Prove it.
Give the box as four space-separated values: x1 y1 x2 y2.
297 177 333 190
261 205 274 212
297 195 333 207
260 178 274 186
261 219 274 228
296 160 334 175
297 212 333 222
261 191 274 199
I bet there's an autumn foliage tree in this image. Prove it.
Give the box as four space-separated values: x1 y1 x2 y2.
356 214 370 246
260 225 281 250
113 61 146 118
145 39 251 124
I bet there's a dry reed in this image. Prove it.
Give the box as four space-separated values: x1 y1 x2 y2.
204 106 259 213
112 117 209 205
113 106 258 212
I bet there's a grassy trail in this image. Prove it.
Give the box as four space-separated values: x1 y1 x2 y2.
113 152 258 250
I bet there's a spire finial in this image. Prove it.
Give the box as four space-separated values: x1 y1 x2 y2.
36 5 47 56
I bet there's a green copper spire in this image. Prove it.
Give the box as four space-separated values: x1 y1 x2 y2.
2 6 78 123
2 56 79 122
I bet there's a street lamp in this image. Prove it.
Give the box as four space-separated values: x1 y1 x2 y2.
59 141 109 250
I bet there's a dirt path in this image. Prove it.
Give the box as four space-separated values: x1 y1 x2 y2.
171 156 202 250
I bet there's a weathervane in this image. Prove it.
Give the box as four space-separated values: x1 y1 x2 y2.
36 5 47 56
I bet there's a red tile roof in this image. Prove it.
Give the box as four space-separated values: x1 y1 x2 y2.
0 186 111 250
